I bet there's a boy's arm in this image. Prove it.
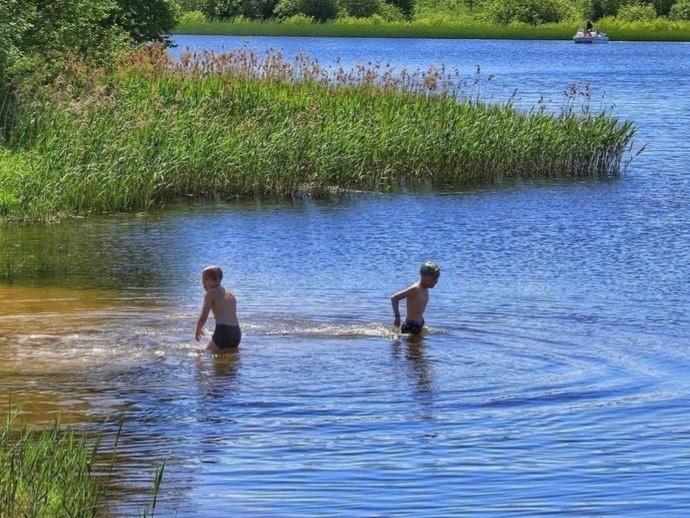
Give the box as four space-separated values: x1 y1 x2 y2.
390 285 417 327
195 292 213 341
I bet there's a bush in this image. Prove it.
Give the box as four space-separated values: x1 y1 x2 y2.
180 9 206 21
201 0 244 19
616 1 656 21
283 13 316 22
275 0 339 21
201 0 279 19
654 0 677 16
484 0 570 25
669 0 690 20
179 0 203 9
339 0 381 18
377 1 406 20
582 0 647 20
110 0 180 43
385 0 414 18
248 0 282 18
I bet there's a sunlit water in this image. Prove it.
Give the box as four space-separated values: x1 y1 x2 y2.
1 37 690 515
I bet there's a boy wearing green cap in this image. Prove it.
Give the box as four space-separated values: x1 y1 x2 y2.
390 261 441 335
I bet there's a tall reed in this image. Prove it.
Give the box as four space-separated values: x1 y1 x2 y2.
0 410 107 517
1 45 635 221
0 409 165 517
174 18 690 42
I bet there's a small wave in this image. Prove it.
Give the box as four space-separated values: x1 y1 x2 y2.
244 320 401 340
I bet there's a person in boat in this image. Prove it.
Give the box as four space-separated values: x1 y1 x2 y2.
196 265 242 352
391 261 441 336
586 19 593 34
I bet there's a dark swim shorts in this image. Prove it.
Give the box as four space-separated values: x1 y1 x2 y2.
401 319 424 335
212 324 242 349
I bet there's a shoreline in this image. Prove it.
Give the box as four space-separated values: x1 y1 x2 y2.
174 20 690 42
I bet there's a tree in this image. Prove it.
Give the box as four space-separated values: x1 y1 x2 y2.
485 0 570 25
340 0 382 18
274 0 339 21
1 0 178 106
651 0 676 16
584 0 628 19
109 0 181 44
616 2 656 20
201 0 280 19
384 0 415 18
669 0 690 19
0 0 28 103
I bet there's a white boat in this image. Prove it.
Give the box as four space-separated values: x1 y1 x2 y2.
573 29 609 43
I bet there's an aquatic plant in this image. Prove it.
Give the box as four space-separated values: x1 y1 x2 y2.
1 45 635 221
0 409 165 517
0 409 108 517
174 16 690 40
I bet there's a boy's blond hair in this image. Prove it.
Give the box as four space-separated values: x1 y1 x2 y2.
202 265 223 283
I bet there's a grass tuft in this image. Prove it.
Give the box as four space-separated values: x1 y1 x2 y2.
0 409 108 517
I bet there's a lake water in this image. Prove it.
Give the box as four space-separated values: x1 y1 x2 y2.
2 36 690 515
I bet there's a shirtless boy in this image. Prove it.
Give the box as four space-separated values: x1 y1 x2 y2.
391 261 441 335
195 265 241 352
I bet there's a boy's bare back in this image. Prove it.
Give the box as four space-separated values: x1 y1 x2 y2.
196 266 242 351
397 281 430 322
205 287 238 326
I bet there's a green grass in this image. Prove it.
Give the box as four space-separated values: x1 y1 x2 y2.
1 409 165 517
0 46 635 222
174 17 690 41
0 410 110 517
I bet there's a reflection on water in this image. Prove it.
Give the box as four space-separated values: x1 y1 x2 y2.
2 37 690 515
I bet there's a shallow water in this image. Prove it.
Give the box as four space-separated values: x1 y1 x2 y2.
2 37 690 515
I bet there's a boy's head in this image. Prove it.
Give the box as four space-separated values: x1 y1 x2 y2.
420 260 440 288
202 265 223 290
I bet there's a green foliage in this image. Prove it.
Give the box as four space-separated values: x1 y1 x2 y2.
202 0 244 18
484 0 571 25
110 0 181 43
179 0 204 10
583 0 627 19
652 0 677 16
0 1 28 83
13 0 126 63
202 0 280 19
617 2 656 20
414 0 469 18
669 0 690 19
377 1 406 19
180 9 206 21
250 0 283 18
275 0 340 20
385 0 415 17
340 0 382 18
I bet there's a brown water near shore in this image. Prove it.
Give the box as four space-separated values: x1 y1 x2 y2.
0 284 168 426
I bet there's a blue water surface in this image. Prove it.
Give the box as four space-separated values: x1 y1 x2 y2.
1 36 689 516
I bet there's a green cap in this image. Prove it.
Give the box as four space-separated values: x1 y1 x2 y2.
420 260 440 277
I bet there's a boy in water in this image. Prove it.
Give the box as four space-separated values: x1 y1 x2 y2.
195 266 242 352
391 261 441 335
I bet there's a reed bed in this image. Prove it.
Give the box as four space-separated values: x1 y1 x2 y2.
175 18 573 40
1 45 635 220
174 18 690 41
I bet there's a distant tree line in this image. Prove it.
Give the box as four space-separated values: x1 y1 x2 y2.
183 0 413 21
